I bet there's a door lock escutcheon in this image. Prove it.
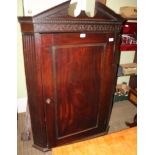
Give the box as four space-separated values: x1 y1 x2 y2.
46 98 55 104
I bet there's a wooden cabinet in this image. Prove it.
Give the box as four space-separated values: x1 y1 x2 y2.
18 1 124 151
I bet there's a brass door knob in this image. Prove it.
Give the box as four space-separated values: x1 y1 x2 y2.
46 98 51 104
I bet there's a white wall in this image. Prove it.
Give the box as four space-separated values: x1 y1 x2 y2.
23 0 137 17
23 0 67 16
17 0 28 112
23 0 87 16
17 0 27 98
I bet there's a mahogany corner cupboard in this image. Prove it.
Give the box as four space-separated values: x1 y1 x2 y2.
18 1 124 151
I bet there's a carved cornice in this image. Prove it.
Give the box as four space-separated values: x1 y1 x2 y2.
34 23 121 33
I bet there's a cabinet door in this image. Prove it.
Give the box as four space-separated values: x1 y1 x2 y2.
41 33 115 147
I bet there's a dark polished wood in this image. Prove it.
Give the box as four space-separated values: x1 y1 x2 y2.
41 33 116 147
18 0 124 151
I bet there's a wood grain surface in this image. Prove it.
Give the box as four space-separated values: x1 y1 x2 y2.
52 127 137 155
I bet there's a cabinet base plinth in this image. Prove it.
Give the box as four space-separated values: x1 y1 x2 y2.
33 144 51 152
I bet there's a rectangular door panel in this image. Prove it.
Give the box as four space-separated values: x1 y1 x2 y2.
52 44 105 139
41 33 115 146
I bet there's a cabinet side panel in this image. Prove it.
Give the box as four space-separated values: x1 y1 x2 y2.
22 34 47 148
99 38 118 128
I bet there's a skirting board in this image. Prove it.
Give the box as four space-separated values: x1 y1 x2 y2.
17 97 27 113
